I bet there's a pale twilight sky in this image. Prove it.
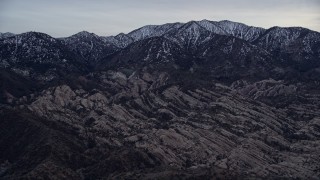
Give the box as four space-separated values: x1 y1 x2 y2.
0 0 319 37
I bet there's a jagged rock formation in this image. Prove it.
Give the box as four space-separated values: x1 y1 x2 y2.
0 20 320 179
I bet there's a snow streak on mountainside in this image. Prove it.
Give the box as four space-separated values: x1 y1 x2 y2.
103 33 134 48
104 20 267 48
61 31 118 63
1 19 319 82
128 23 183 41
0 32 87 81
163 21 214 51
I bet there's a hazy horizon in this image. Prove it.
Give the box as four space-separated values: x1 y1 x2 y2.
1 0 319 37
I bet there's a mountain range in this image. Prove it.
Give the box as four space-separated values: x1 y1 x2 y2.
0 20 320 179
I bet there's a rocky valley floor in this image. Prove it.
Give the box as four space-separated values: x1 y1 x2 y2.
1 70 320 179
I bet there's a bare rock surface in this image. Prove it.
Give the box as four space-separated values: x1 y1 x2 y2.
0 70 318 179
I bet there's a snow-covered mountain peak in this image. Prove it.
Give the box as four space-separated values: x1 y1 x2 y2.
2 32 58 46
217 20 248 30
163 21 214 51
70 31 100 39
103 33 134 48
199 19 210 22
196 20 226 34
127 22 183 42
176 21 210 36
0 32 15 39
183 21 202 28
100 19 320 59
266 26 310 37
113 33 133 41
19 31 55 39
214 20 266 41
255 26 319 52
117 32 127 36
128 25 160 41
